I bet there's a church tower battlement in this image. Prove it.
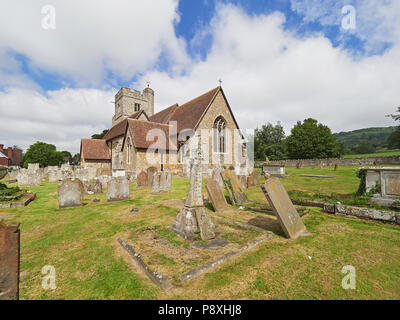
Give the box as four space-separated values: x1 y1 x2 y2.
112 86 154 126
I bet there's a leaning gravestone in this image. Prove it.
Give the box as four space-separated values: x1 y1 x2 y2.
261 178 307 239
58 178 84 208
206 178 228 212
136 170 147 188
0 220 20 300
107 177 130 202
212 167 224 189
222 169 247 205
171 136 215 241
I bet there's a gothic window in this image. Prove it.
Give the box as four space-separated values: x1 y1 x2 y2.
134 103 141 112
213 116 226 153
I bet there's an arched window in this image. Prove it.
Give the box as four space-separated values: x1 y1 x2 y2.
213 116 226 153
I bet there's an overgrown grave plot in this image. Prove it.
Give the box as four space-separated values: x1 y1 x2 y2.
118 200 271 289
0 182 36 209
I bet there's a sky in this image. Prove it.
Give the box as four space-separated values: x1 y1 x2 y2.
0 0 399 154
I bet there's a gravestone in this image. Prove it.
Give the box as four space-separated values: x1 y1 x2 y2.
136 170 147 188
48 170 63 183
107 177 130 202
58 178 84 208
146 167 157 187
27 163 39 171
238 175 248 190
206 178 228 212
75 168 89 181
222 169 247 205
261 178 307 239
211 167 224 189
247 170 261 188
171 136 215 240
97 175 112 188
17 169 41 187
84 178 102 195
0 221 20 300
151 172 172 193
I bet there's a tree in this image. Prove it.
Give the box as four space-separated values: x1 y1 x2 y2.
71 153 81 165
387 106 400 149
91 129 109 139
22 142 65 168
254 122 287 160
357 140 375 154
286 118 340 159
61 151 72 164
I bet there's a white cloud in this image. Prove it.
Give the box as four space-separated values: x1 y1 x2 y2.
138 3 400 136
0 88 114 153
290 0 400 54
0 0 189 85
1 2 399 155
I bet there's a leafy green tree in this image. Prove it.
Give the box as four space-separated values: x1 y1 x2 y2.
61 151 72 163
388 128 400 149
91 129 109 139
286 118 340 159
357 140 375 154
22 142 65 168
254 122 287 160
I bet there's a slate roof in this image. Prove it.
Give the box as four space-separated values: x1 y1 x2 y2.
80 139 111 160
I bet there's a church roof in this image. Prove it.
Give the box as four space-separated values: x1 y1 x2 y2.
80 139 111 160
103 110 149 142
125 119 177 151
149 103 178 124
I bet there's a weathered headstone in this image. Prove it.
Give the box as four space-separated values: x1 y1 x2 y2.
136 170 148 188
171 136 215 240
107 177 130 202
49 169 63 183
0 220 20 300
84 178 102 195
97 175 112 188
151 172 172 193
247 170 261 188
261 178 307 239
27 163 39 171
238 175 248 190
146 167 157 187
75 168 89 181
17 169 41 187
206 179 228 212
58 178 84 208
222 169 247 205
212 167 224 189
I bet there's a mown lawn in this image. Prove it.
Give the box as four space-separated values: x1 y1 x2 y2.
1 166 399 300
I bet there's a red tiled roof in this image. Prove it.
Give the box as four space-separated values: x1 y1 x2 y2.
103 119 127 141
149 104 178 124
126 119 177 151
81 139 111 160
169 87 220 134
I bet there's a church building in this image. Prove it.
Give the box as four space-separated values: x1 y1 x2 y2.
80 85 249 178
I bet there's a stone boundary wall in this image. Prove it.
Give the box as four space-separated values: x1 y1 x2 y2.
255 156 400 168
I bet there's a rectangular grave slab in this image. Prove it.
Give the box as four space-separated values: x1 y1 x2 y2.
136 170 147 188
261 178 307 239
206 178 228 212
58 178 84 208
0 221 20 300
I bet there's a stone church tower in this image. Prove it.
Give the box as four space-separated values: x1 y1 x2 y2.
112 86 154 126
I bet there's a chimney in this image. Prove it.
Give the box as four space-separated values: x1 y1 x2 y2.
7 147 12 159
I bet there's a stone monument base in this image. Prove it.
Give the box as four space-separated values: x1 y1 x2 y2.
171 206 216 241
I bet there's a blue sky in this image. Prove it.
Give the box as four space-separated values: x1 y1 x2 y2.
0 0 399 153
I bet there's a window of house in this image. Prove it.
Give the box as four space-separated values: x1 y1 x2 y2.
134 103 141 112
213 116 226 153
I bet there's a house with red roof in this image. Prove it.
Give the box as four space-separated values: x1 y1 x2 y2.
80 85 248 177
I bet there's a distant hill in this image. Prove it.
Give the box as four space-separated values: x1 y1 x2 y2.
334 126 397 152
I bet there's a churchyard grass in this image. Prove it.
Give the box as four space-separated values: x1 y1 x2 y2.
1 165 400 300
343 149 400 158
